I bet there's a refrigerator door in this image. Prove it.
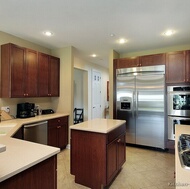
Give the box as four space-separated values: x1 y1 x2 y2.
116 76 136 144
136 75 165 149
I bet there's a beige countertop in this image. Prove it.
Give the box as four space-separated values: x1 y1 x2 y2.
0 136 60 182
70 118 126 133
0 113 69 137
0 113 69 182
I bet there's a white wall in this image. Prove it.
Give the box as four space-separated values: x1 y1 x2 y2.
74 69 84 109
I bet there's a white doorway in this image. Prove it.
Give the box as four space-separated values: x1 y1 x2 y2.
74 68 88 121
92 70 101 119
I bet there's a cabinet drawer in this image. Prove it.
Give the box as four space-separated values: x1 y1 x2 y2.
107 123 126 144
48 116 68 126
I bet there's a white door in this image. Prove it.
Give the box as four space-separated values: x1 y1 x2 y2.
92 70 101 119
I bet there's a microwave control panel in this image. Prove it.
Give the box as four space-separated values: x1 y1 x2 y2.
178 134 190 169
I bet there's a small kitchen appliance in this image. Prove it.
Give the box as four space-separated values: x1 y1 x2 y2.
16 102 35 118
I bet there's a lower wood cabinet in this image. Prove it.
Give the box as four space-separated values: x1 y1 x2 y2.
107 134 126 184
0 155 57 189
70 123 126 189
48 116 68 149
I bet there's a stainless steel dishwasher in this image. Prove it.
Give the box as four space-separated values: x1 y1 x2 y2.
23 121 48 145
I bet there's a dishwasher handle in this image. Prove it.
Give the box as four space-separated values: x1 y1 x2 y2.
23 121 48 128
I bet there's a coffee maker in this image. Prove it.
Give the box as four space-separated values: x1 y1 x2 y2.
17 103 35 118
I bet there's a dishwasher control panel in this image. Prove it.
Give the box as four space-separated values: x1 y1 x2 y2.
178 134 190 169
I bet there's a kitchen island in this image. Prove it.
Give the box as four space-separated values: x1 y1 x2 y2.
70 118 126 189
0 113 69 189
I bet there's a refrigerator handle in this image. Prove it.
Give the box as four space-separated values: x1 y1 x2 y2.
132 91 135 118
136 91 139 118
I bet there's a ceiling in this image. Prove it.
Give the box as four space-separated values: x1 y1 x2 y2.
1 0 190 68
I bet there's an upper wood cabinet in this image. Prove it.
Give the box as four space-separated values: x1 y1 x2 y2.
115 57 140 69
185 50 190 83
1 43 38 98
114 53 166 69
166 51 187 84
38 53 60 97
140 53 165 66
1 43 60 98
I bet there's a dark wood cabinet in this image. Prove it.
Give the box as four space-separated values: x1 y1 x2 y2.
1 43 60 98
1 43 38 97
38 53 60 97
166 51 186 84
71 123 126 189
49 56 60 96
114 53 165 69
48 116 68 149
140 53 165 66
0 155 57 189
25 49 38 97
107 133 126 184
115 57 140 69
185 50 190 82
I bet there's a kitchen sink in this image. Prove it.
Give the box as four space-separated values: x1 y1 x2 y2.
0 125 15 135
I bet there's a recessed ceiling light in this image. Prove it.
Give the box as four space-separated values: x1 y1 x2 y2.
163 30 175 37
110 33 115 37
91 54 97 57
118 38 127 44
43 31 54 37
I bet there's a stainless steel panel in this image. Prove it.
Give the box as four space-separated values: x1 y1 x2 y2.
24 121 48 145
168 116 190 140
136 75 165 149
116 65 166 149
116 65 165 76
116 76 135 144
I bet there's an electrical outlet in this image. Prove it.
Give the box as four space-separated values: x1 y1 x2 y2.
1 106 10 113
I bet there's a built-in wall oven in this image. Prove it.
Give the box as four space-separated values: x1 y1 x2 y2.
167 86 190 140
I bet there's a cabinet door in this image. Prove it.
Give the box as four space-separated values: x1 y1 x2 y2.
58 116 68 149
48 117 68 148
117 134 126 169
116 57 139 69
49 56 60 97
185 50 190 83
11 44 25 97
140 53 166 66
107 140 117 184
48 120 58 147
25 49 38 97
38 53 49 96
166 51 186 83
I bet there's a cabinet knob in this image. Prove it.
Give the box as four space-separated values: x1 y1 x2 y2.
117 139 121 143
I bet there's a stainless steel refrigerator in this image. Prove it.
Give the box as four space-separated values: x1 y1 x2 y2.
116 65 166 149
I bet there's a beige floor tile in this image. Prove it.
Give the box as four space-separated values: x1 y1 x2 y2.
57 146 175 189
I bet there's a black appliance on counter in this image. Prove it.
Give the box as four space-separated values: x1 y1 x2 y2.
17 102 35 118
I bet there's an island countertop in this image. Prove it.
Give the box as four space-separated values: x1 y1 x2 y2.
70 118 126 133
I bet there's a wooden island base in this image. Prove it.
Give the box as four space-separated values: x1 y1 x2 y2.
70 119 126 189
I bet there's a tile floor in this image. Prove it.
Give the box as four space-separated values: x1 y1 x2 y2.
57 146 175 189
